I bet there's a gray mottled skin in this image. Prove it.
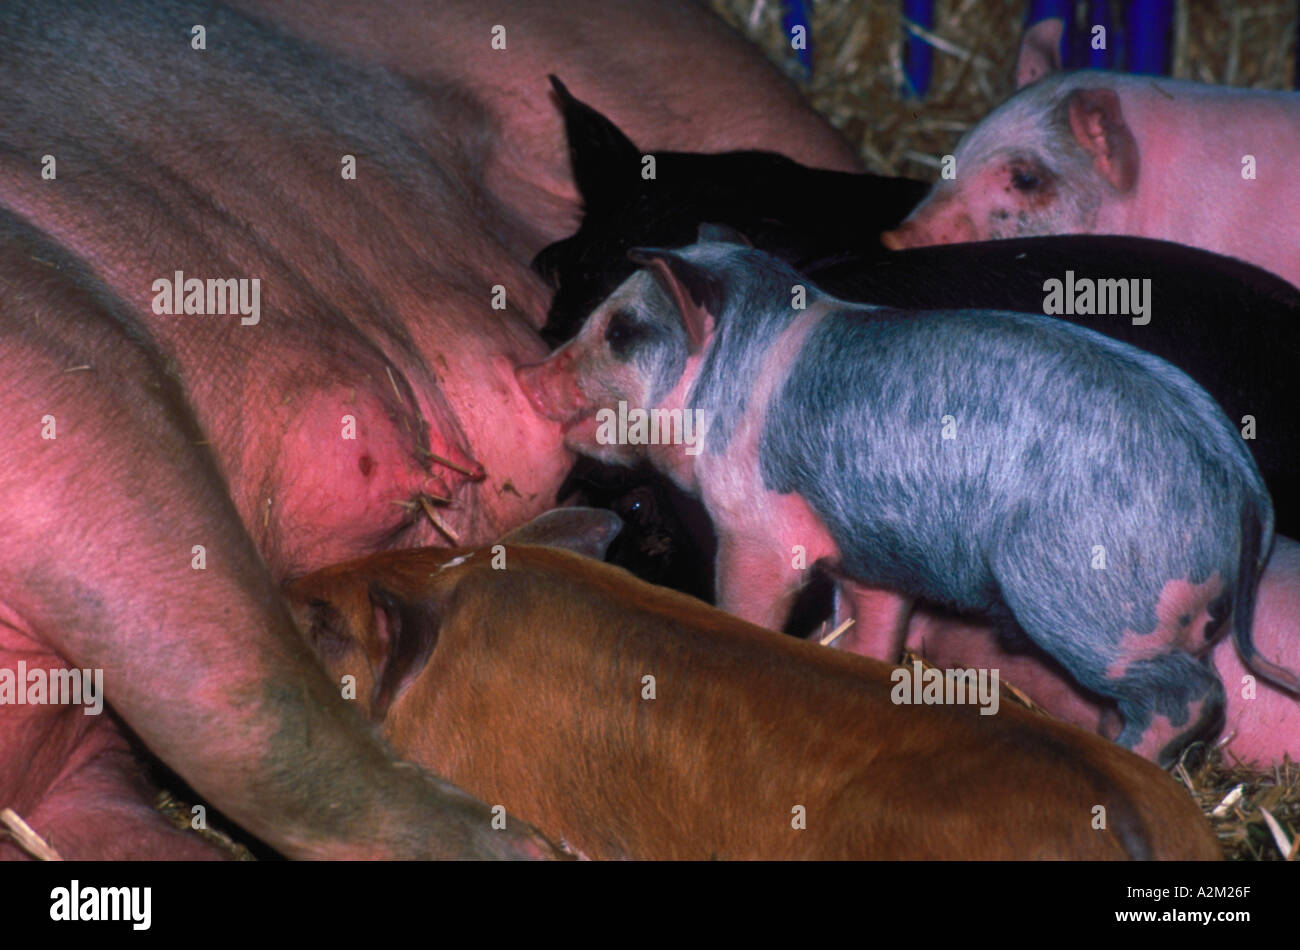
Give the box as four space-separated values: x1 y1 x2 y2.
613 239 1275 759
687 247 811 452
762 306 1269 744
620 275 692 406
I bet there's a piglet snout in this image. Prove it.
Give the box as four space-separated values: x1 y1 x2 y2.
879 226 912 250
515 359 589 424
882 208 978 249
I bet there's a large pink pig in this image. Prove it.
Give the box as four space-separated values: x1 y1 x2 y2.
882 18 1300 289
0 0 858 859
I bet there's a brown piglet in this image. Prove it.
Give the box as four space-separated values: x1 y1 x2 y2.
286 510 1221 860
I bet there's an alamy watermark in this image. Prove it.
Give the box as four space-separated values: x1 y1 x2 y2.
151 270 260 325
595 401 706 456
0 663 103 715
891 660 1000 716
1043 270 1151 325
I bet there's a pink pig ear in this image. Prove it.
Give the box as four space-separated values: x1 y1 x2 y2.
1015 18 1064 89
1067 88 1140 193
627 248 720 354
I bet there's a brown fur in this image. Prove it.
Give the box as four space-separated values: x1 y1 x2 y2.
288 545 1221 860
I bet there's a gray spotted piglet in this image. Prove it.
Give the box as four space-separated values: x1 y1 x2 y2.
515 228 1294 764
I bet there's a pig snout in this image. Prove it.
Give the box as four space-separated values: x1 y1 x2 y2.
515 356 591 425
879 225 914 250
882 208 977 249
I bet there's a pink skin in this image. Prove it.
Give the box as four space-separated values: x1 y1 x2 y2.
697 306 841 629
0 657 227 861
852 537 1300 766
829 583 916 660
227 0 864 253
1103 574 1226 683
0 604 229 860
1 1 860 859
882 19 1300 289
518 270 682 469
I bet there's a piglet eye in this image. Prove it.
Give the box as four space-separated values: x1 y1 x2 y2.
604 309 649 359
616 487 657 525
1011 169 1042 191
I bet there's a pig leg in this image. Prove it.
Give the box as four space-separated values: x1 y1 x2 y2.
1109 654 1227 765
1009 577 1230 764
711 492 838 631
714 535 808 631
0 276 558 860
0 647 226 860
917 616 1227 764
825 577 914 662
903 547 1300 763
6 738 230 861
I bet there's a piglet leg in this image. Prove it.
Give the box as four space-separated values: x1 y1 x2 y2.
828 582 915 663
714 534 810 632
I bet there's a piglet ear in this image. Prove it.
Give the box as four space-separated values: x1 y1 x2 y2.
1067 88 1139 193
365 583 442 721
697 222 751 246
627 247 721 353
499 507 624 560
1015 17 1064 88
